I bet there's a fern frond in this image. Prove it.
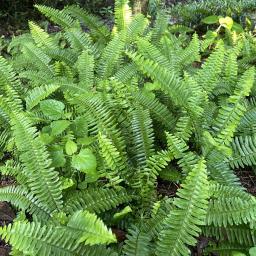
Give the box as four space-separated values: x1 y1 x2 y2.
166 132 199 173
7 108 63 213
64 5 110 43
0 220 115 256
25 84 60 110
122 225 151 256
207 150 241 186
29 21 56 49
131 107 155 168
65 187 132 215
76 50 94 90
35 5 76 29
125 14 148 42
0 56 23 96
21 43 54 77
133 91 176 129
206 196 256 227
126 51 195 112
0 186 50 218
237 107 256 135
203 225 255 246
174 115 193 141
114 0 132 32
195 44 225 93
98 132 124 186
97 33 126 79
67 210 116 245
230 135 256 168
176 33 200 69
64 28 99 56
206 242 249 256
213 67 255 145
114 63 138 83
156 159 209 256
45 48 78 66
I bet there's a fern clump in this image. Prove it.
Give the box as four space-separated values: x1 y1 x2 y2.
0 0 256 255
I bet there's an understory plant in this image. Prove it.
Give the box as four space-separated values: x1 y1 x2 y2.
0 0 256 255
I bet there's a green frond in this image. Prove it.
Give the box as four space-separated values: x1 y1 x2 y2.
136 38 171 69
71 94 127 158
97 33 126 79
206 242 248 256
76 50 94 90
45 48 78 66
64 5 110 43
195 44 225 93
29 21 56 49
213 67 255 145
0 160 28 185
126 51 195 112
98 132 124 186
131 150 173 200
114 63 138 83
35 5 76 29
174 115 193 141
133 91 176 129
0 220 115 256
207 151 241 186
206 196 256 227
166 132 199 173
122 225 151 256
131 107 155 168
150 11 169 45
125 14 149 42
64 28 99 56
21 43 54 77
175 33 200 69
114 0 132 32
67 210 117 245
25 84 60 110
224 50 238 86
0 186 50 219
65 187 132 215
0 56 23 96
237 107 256 135
209 183 249 200
156 159 209 256
54 61 74 79
9 111 63 213
19 70 53 86
203 225 255 246
230 135 256 168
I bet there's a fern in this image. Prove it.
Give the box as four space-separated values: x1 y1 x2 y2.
65 188 132 215
1 1 256 254
156 159 209 256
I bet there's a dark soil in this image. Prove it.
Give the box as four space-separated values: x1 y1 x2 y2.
157 178 179 197
0 176 16 256
237 168 256 196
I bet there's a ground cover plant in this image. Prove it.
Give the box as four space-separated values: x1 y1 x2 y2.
0 0 256 255
168 0 256 32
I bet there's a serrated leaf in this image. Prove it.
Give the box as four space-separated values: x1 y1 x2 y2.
65 140 78 155
72 148 98 180
40 99 65 120
49 145 66 168
51 120 70 136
